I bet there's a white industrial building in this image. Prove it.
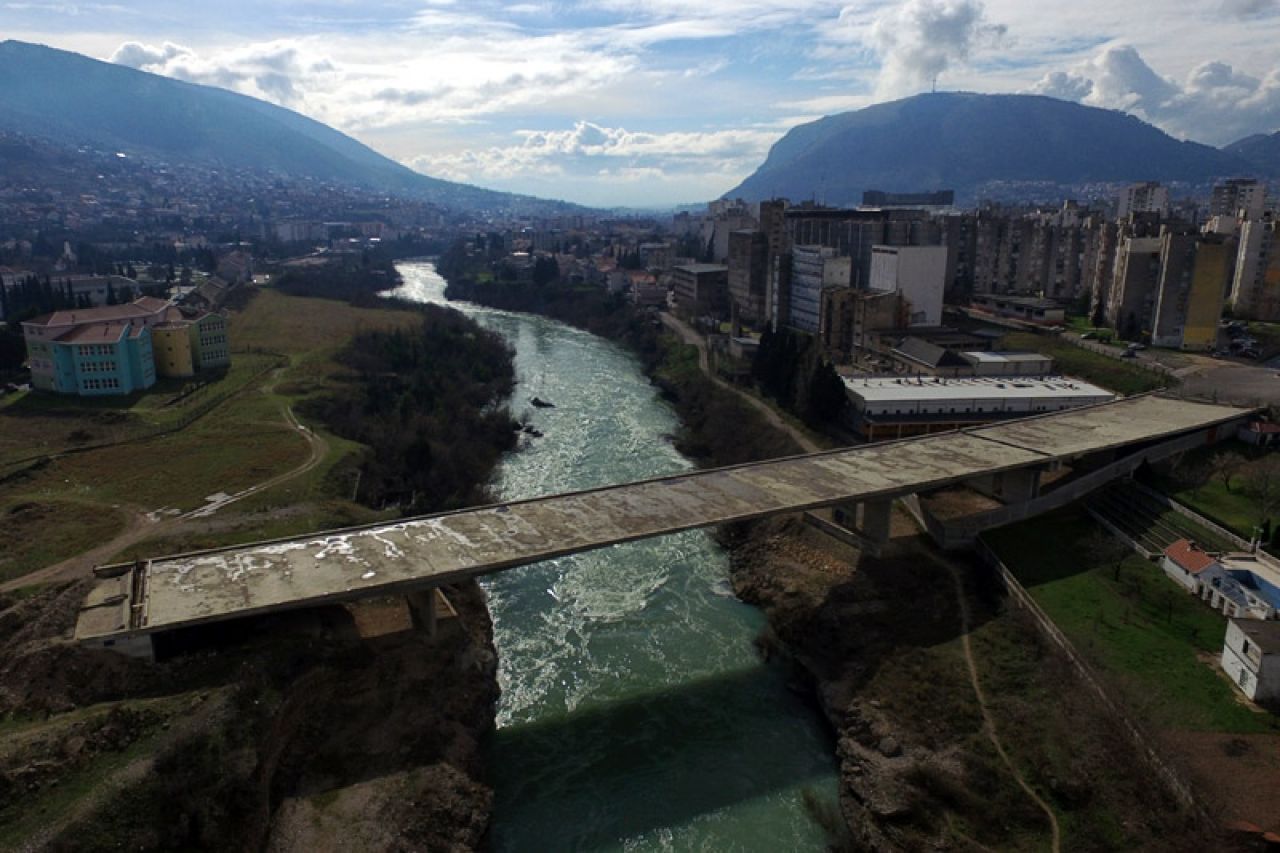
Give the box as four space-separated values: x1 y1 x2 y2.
868 245 947 327
842 375 1114 440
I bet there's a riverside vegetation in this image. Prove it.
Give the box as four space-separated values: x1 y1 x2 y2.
440 256 1253 850
0 258 515 849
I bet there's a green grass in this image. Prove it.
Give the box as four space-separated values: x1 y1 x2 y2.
1143 442 1273 546
0 697 187 850
0 499 127 583
1064 314 1099 334
0 353 280 471
984 507 1280 734
1004 332 1169 395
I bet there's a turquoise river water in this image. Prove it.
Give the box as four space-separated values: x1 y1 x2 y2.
387 261 838 852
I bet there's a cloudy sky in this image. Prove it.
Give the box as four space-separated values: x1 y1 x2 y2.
4 0 1280 206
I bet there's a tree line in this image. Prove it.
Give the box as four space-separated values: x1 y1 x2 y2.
752 327 848 428
300 309 517 514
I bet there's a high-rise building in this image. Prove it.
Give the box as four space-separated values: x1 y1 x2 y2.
1212 178 1266 221
1107 236 1164 334
1117 182 1169 220
1152 234 1234 350
671 263 729 320
787 246 851 334
727 229 769 326
868 245 947 327
1231 219 1280 321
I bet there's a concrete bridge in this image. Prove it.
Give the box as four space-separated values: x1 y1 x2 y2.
75 395 1255 656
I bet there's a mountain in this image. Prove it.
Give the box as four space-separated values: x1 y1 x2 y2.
1224 132 1280 176
0 40 567 212
727 92 1256 204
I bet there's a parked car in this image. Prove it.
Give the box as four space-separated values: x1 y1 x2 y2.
1081 331 1097 340
1120 349 1137 358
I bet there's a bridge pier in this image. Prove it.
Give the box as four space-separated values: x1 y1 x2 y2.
968 466 1042 503
407 587 439 638
999 467 1042 503
829 498 893 555
857 499 893 549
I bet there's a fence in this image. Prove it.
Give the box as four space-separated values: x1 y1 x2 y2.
1129 480 1259 551
1065 336 1180 378
0 352 287 485
974 537 1208 817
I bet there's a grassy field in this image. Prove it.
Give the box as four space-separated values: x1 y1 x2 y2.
0 287 424 581
1003 331 1170 395
0 353 280 472
0 499 128 584
984 507 1280 734
1142 442 1274 543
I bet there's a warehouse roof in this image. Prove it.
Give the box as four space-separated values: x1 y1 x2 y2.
843 375 1113 403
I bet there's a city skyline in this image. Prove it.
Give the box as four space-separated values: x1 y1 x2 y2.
4 0 1280 206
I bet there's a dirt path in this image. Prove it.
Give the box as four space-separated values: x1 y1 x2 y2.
2 509 154 592
2 388 329 592
927 550 1063 853
658 313 823 454
180 402 327 520
15 691 230 853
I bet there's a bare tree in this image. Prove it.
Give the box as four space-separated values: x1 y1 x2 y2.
1209 449 1247 493
1084 527 1131 581
1243 455 1280 526
1173 457 1212 498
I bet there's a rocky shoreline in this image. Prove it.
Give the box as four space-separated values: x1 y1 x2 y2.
725 515 1242 851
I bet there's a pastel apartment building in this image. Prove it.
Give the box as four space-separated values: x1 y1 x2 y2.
22 297 229 396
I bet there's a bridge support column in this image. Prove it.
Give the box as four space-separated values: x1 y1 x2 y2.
1001 467 1041 503
857 499 893 549
407 588 439 638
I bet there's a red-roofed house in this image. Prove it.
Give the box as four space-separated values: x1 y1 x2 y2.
1239 421 1280 448
1161 539 1220 592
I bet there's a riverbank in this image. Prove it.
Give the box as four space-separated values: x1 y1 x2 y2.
443 277 802 467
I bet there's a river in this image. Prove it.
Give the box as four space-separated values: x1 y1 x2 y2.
386 261 838 852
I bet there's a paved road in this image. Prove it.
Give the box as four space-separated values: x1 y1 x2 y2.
1061 331 1280 407
1176 359 1280 407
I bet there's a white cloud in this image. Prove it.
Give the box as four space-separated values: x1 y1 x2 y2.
1031 44 1280 144
402 120 782 204
406 120 780 181
822 0 1006 98
107 39 336 107
109 40 191 69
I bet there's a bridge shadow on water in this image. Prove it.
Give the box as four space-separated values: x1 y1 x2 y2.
487 661 837 849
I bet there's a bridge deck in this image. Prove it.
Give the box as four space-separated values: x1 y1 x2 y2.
76 395 1252 641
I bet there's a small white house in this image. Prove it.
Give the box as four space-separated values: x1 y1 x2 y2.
1160 540 1279 619
1221 619 1280 704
